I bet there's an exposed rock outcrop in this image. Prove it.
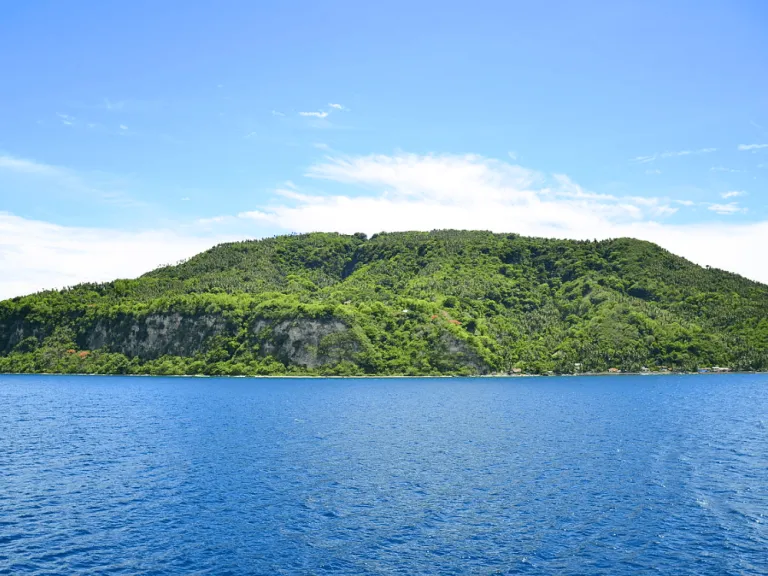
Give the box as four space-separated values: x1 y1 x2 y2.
252 318 361 368
78 313 234 360
0 319 50 355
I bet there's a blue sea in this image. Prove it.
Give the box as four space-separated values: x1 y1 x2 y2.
1 374 767 575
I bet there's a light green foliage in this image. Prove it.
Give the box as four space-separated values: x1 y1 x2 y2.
2 230 768 375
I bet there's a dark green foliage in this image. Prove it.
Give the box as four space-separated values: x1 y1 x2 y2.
2 230 767 376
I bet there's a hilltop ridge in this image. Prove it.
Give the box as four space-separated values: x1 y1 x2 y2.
2 230 767 376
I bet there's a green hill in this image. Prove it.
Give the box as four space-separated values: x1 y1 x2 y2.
2 230 767 376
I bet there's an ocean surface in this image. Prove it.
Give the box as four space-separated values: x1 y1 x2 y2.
1 374 767 575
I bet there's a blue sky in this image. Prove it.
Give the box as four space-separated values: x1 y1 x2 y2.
1 0 768 297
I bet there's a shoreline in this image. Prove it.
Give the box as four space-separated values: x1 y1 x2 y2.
0 371 765 379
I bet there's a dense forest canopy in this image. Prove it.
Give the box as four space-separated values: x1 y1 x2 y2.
2 230 767 376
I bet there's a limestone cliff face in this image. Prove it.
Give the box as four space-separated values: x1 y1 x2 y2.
435 332 488 374
0 319 50 355
1 306 487 373
78 313 234 360
252 318 361 368
2 308 366 367
78 314 362 366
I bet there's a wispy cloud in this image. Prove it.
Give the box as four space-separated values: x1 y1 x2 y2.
197 216 227 225
53 110 144 138
708 202 746 215
0 153 145 209
241 153 683 234
710 166 741 173
245 131 257 139
69 98 163 114
299 103 350 122
721 190 746 199
0 212 233 300
57 113 75 126
738 143 768 151
271 110 285 117
0 155 58 175
645 169 661 175
103 98 126 111
299 111 329 119
631 148 716 163
662 148 716 157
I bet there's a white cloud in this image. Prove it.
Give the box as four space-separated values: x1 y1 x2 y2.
328 103 345 110
632 148 716 163
0 153 144 208
738 144 768 151
645 169 661 175
0 155 58 175
708 202 745 215
711 166 741 173
661 148 716 157
721 190 746 199
271 110 285 117
57 113 74 126
299 111 329 119
5 152 768 300
507 151 518 161
0 212 233 300
245 131 257 139
103 99 126 111
239 152 768 284
119 124 128 130
197 216 227 224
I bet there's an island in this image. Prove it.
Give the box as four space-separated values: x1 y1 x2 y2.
1 230 767 376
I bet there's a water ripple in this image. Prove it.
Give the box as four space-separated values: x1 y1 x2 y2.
1 374 767 575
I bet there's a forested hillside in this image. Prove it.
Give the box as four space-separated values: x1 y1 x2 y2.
2 230 768 376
